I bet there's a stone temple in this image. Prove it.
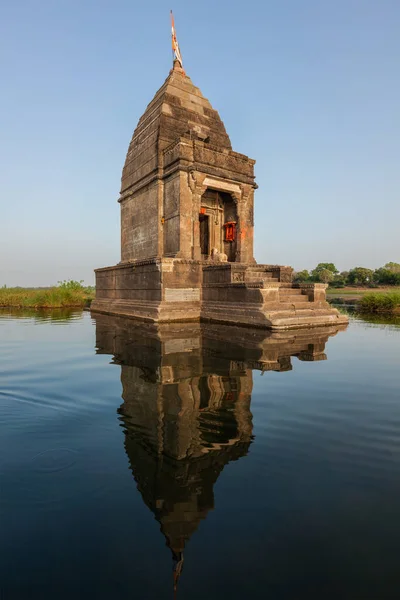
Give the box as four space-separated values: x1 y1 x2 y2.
92 59 347 330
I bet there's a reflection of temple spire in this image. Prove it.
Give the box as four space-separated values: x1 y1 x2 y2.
173 551 184 599
120 371 253 559
119 367 253 590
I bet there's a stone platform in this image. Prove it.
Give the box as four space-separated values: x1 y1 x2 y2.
91 259 348 330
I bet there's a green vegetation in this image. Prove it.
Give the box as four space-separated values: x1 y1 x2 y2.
347 267 374 285
328 287 400 297
0 281 94 308
294 261 400 314
332 305 400 326
294 261 400 288
294 269 310 283
317 268 334 283
359 292 400 313
294 262 342 285
310 263 338 279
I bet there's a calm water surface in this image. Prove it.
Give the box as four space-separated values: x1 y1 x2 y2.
1 309 400 599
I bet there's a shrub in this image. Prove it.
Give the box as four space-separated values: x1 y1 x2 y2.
57 280 85 290
359 292 400 313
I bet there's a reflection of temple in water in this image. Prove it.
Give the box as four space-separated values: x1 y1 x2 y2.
94 315 346 592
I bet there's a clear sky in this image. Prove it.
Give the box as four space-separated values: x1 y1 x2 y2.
1 0 399 286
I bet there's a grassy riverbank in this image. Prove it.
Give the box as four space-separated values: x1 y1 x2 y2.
327 286 400 298
0 281 94 308
359 291 400 313
330 291 400 314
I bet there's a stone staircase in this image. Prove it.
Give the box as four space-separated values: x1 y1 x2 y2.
201 262 348 329
278 286 310 307
245 266 280 283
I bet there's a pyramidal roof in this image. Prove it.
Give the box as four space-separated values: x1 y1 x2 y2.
121 61 232 194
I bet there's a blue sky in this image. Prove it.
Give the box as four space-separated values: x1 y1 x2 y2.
1 0 399 286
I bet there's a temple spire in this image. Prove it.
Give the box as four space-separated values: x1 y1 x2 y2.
170 10 185 74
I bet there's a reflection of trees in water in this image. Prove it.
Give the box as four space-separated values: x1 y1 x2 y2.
354 312 400 328
330 306 400 328
0 308 83 322
94 315 345 594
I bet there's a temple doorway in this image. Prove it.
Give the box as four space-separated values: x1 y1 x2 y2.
199 214 209 256
199 189 238 261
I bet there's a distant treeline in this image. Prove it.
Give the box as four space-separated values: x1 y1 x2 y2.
294 262 400 287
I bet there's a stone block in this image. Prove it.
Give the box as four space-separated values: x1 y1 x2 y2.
165 288 200 302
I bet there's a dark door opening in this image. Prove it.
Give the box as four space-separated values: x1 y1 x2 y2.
199 214 209 256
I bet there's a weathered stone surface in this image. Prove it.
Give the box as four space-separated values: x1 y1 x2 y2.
92 60 348 330
165 288 200 302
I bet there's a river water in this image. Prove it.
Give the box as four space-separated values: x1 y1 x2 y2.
1 309 399 599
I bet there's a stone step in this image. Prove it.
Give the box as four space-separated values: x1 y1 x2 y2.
269 309 328 319
265 310 347 330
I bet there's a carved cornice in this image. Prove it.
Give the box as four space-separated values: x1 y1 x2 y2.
95 257 205 272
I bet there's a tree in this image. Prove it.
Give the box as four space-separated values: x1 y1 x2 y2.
374 268 400 285
311 263 338 282
384 262 400 273
293 269 310 283
318 268 334 284
347 267 374 285
331 273 347 288
313 263 338 274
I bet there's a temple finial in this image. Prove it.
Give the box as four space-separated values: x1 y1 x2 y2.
170 11 185 74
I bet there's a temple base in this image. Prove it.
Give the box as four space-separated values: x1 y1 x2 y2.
91 259 349 331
